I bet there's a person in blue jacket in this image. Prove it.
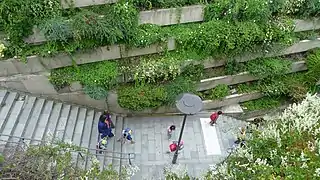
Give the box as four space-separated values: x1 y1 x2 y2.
98 116 114 139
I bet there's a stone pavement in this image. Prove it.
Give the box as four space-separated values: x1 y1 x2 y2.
121 114 247 179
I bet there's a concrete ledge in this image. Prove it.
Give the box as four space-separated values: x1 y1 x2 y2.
139 5 203 26
61 0 117 9
106 90 263 114
197 60 307 91
200 39 320 69
23 14 320 44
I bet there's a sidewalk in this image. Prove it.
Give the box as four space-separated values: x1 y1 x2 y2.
120 114 246 179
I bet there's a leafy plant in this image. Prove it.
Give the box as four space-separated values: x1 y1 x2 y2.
83 85 108 100
306 49 320 84
208 84 229 100
133 56 181 83
236 82 261 94
204 0 271 23
225 58 245 75
287 83 308 102
39 17 72 42
118 84 168 111
49 61 119 92
260 79 289 97
164 76 196 104
246 57 292 78
0 141 137 179
181 64 204 81
242 96 282 111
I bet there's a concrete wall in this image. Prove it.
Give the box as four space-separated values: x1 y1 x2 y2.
118 40 319 83
0 74 107 110
197 61 307 91
61 0 117 9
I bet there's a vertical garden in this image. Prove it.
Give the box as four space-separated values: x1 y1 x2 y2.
0 0 319 112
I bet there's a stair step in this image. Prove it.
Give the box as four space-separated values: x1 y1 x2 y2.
112 116 124 174
0 92 18 131
73 108 87 146
44 102 63 141
80 109 95 169
22 98 45 145
64 106 79 143
88 111 100 170
55 104 71 140
11 96 37 141
104 115 117 168
31 100 54 144
0 95 25 146
72 108 87 169
0 89 7 106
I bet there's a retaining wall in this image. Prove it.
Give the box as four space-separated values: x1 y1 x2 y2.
197 60 307 91
106 91 264 114
24 17 320 44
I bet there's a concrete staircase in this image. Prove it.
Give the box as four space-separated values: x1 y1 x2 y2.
0 89 132 173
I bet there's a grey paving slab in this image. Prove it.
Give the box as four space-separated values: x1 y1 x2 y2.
22 98 45 144
0 98 24 146
32 100 54 143
11 96 36 141
0 92 17 130
55 104 71 140
44 102 62 141
123 115 246 179
63 106 79 142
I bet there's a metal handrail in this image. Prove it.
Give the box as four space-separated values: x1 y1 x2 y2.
0 133 135 160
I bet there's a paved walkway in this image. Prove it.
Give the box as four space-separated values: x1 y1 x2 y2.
121 114 246 179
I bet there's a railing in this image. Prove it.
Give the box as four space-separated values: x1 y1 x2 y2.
0 134 135 166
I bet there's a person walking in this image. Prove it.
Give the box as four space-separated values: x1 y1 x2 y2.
210 111 222 126
167 140 184 153
117 128 135 144
98 116 114 139
99 110 115 128
167 125 176 140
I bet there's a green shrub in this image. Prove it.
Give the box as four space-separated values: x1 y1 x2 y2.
165 76 196 104
204 0 271 23
208 84 229 100
50 61 119 91
242 96 282 111
83 85 108 100
118 84 168 111
133 55 181 83
260 79 289 97
246 58 292 78
180 64 204 81
306 49 320 84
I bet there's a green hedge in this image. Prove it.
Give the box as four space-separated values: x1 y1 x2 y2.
0 0 318 59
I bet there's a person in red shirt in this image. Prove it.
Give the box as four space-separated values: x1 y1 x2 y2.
210 111 222 126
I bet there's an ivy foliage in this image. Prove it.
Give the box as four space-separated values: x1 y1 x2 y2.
49 61 119 91
242 96 282 111
204 0 271 23
118 84 168 111
246 57 292 78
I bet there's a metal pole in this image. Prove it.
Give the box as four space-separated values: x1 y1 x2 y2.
172 114 187 164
